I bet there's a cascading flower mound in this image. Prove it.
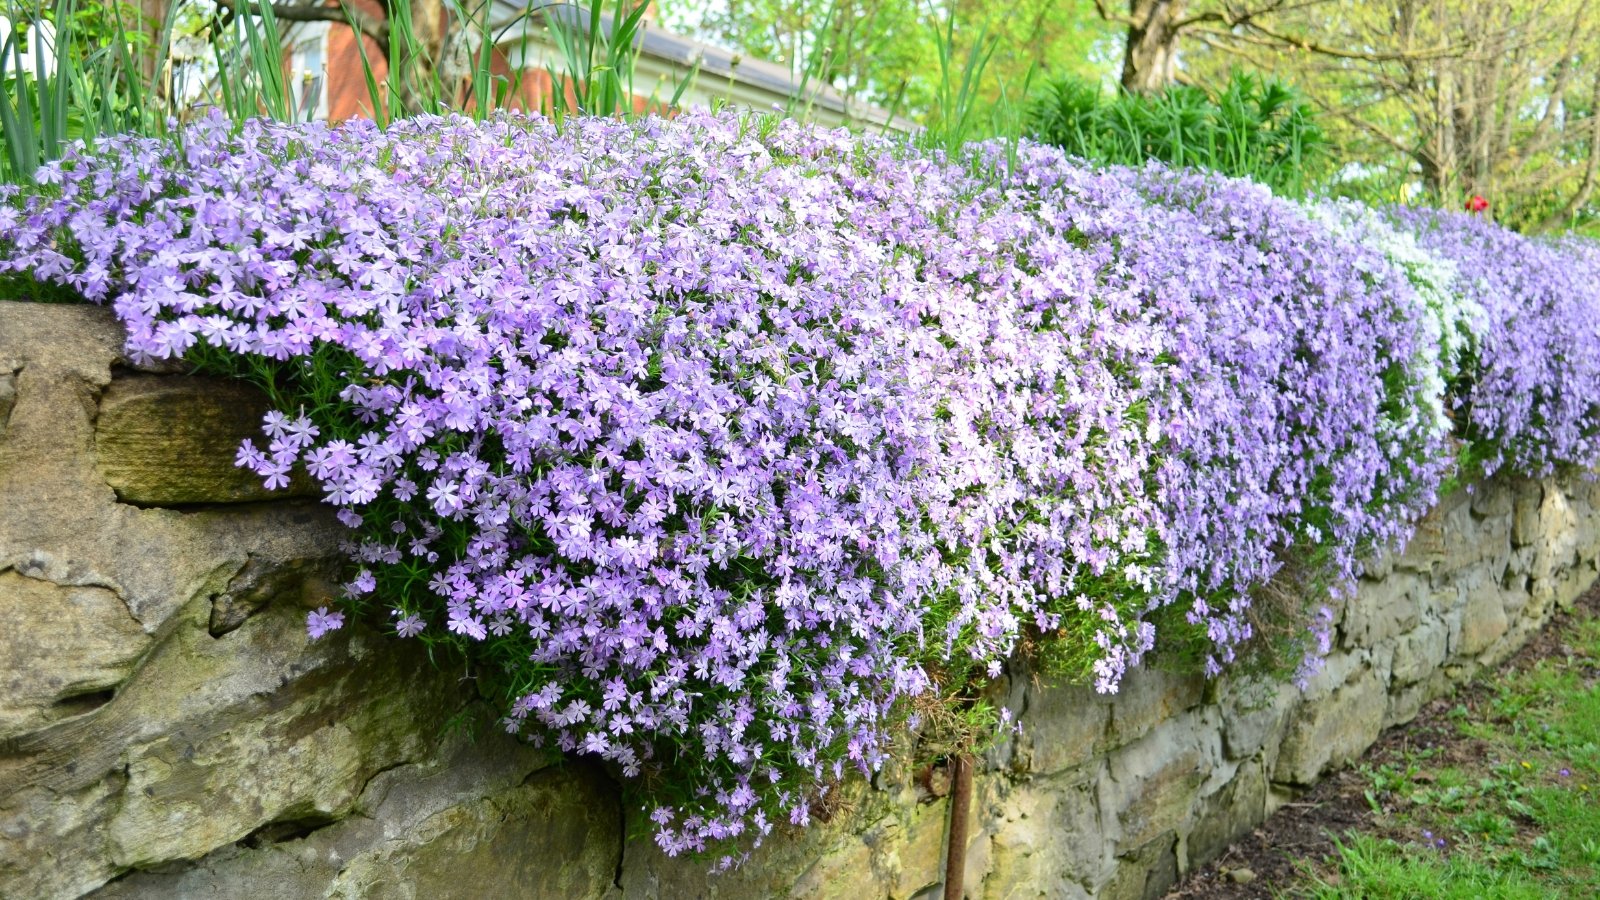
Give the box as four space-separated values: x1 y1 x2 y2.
1390 206 1600 478
2 110 1598 858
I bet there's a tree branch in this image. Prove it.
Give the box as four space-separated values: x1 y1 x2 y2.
1172 0 1307 32
1091 0 1139 28
1537 74 1600 231
1199 22 1464 62
214 0 390 58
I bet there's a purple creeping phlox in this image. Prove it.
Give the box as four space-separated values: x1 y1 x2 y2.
990 151 1455 681
3 109 1599 859
1390 207 1600 480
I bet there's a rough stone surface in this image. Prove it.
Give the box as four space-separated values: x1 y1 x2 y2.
0 571 148 739
1104 668 1205 749
96 375 319 505
1513 481 1545 547
1274 662 1387 785
1218 686 1290 762
1342 576 1420 648
1186 758 1266 868
1459 577 1512 655
1389 615 1448 687
4 301 1600 899
0 364 17 436
0 305 608 900
1014 680 1107 776
977 773 1102 899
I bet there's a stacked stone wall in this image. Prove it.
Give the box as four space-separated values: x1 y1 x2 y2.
4 302 1597 899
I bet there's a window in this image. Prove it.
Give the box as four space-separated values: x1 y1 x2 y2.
290 22 330 121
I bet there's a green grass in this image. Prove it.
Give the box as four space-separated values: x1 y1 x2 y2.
1295 611 1600 898
1303 833 1550 900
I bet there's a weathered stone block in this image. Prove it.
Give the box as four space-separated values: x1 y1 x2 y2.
1398 504 1447 573
1100 833 1179 900
977 773 1102 900
1299 648 1362 701
0 570 149 739
1383 682 1429 729
1106 732 1204 853
91 744 608 900
1533 562 1597 616
1105 668 1204 750
1360 544 1397 580
95 376 318 505
1437 508 1487 576
1512 480 1545 547
1017 681 1108 776
1274 663 1385 786
1528 482 1581 587
777 804 946 900
1390 616 1448 686
1219 684 1292 762
0 365 16 437
1342 575 1421 649
331 763 621 900
1470 481 1514 518
1186 758 1266 869
102 616 463 869
207 553 341 637
1458 580 1511 657
0 773 127 900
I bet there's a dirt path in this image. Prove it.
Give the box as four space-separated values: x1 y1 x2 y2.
1165 584 1600 899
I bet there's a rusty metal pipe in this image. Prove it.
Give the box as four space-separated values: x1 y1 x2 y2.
943 753 973 900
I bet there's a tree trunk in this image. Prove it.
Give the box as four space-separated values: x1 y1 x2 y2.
1121 0 1185 93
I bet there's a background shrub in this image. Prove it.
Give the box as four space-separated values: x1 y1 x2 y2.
1025 71 1330 196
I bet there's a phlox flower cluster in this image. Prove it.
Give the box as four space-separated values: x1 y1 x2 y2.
991 152 1455 676
0 112 1162 852
1306 198 1486 439
2 110 1598 855
1390 206 1600 478
1128 167 1454 600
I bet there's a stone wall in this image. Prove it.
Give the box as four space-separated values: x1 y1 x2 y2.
3 301 1598 899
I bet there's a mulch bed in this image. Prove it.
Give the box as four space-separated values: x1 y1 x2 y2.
1164 583 1600 899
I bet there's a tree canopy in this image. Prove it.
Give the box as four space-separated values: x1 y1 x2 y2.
659 0 1117 122
1090 0 1600 231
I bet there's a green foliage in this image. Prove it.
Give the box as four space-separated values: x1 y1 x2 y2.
0 0 702 186
1026 71 1330 195
661 0 1110 138
0 0 308 182
1305 833 1549 900
0 0 158 183
1165 0 1600 233
215 0 300 123
916 2 996 154
0 270 77 303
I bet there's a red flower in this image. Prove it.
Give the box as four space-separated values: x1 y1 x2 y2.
1466 195 1489 213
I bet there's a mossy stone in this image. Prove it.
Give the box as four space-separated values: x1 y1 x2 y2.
95 376 318 505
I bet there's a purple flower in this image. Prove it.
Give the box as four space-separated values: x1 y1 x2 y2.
306 606 345 640
394 613 425 638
